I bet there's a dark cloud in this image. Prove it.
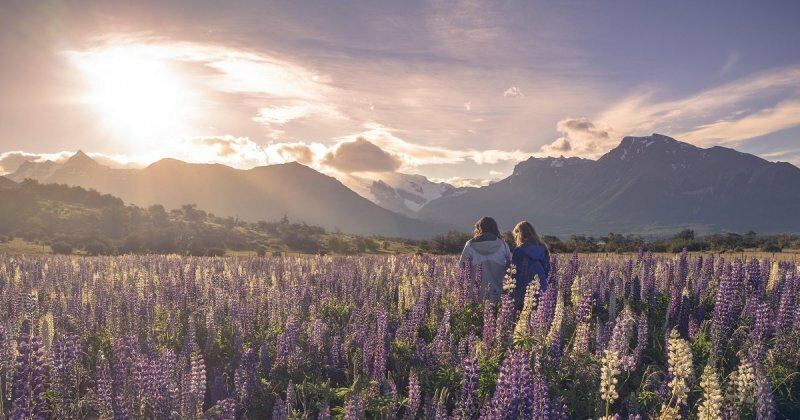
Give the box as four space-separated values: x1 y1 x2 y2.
323 137 401 173
557 118 609 138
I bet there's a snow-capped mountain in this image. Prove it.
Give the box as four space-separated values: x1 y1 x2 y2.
338 173 455 218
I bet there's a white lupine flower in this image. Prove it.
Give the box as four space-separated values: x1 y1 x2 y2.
513 279 539 339
697 364 723 420
667 329 693 405
736 360 756 406
659 329 693 419
600 349 622 403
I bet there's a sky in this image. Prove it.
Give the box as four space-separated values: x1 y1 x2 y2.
1 0 799 186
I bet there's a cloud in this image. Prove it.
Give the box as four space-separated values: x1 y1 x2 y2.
503 86 523 97
0 150 141 174
537 65 800 158
539 118 610 156
253 103 343 126
174 136 270 168
264 142 325 165
349 122 532 167
322 137 402 173
464 101 472 111
720 52 740 74
678 100 800 143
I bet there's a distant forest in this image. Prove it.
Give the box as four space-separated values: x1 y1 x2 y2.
1 180 798 256
418 229 800 255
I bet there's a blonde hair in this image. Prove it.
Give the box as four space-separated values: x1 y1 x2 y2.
513 221 546 248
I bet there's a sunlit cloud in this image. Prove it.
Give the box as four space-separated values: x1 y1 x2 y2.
537 65 800 158
503 86 523 97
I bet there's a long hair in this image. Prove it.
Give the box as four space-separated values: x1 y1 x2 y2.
473 216 500 239
513 220 547 249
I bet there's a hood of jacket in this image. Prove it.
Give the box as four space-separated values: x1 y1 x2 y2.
470 237 505 256
518 243 547 261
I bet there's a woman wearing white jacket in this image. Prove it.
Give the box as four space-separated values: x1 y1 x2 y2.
458 216 511 302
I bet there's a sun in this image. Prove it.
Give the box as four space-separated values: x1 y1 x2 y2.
69 46 198 149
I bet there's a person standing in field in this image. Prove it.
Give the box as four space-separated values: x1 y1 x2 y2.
511 221 550 309
459 216 512 302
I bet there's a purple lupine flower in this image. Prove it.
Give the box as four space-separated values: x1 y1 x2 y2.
210 398 237 420
711 262 736 353
372 308 389 380
433 307 452 365
749 299 771 360
496 292 516 349
482 302 496 354
11 319 48 420
344 391 365 420
756 370 776 420
272 395 288 420
551 395 568 420
630 312 648 369
455 356 479 419
677 288 691 339
487 349 534 419
531 374 550 419
774 272 796 333
405 370 421 420
575 292 593 323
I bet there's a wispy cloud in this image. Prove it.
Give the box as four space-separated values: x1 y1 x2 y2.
537 65 800 158
720 52 741 74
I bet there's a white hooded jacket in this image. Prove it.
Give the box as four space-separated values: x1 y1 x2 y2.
458 234 511 302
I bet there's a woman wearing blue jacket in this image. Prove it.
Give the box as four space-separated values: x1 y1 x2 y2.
511 221 550 309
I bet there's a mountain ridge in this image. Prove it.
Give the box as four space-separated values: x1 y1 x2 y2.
418 133 800 236
7 154 449 239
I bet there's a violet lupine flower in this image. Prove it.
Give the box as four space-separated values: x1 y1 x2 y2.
405 370 421 420
344 392 365 420
482 302 496 354
372 308 389 380
433 308 452 365
96 352 115 418
711 263 736 353
629 312 648 369
748 300 771 360
531 374 550 419
551 396 568 420
211 398 237 420
756 371 776 420
455 356 479 419
272 395 288 420
677 288 691 339
496 288 517 348
774 272 796 333
487 349 534 419
11 319 48 420
190 348 207 417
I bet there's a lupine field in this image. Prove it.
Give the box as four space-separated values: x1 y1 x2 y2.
1 252 799 419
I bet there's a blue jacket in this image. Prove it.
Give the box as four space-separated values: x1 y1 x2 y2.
511 243 550 307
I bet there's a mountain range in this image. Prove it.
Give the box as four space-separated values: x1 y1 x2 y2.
420 134 800 235
6 152 447 239
6 133 800 237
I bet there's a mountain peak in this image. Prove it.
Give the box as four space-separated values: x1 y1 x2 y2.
64 150 99 167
